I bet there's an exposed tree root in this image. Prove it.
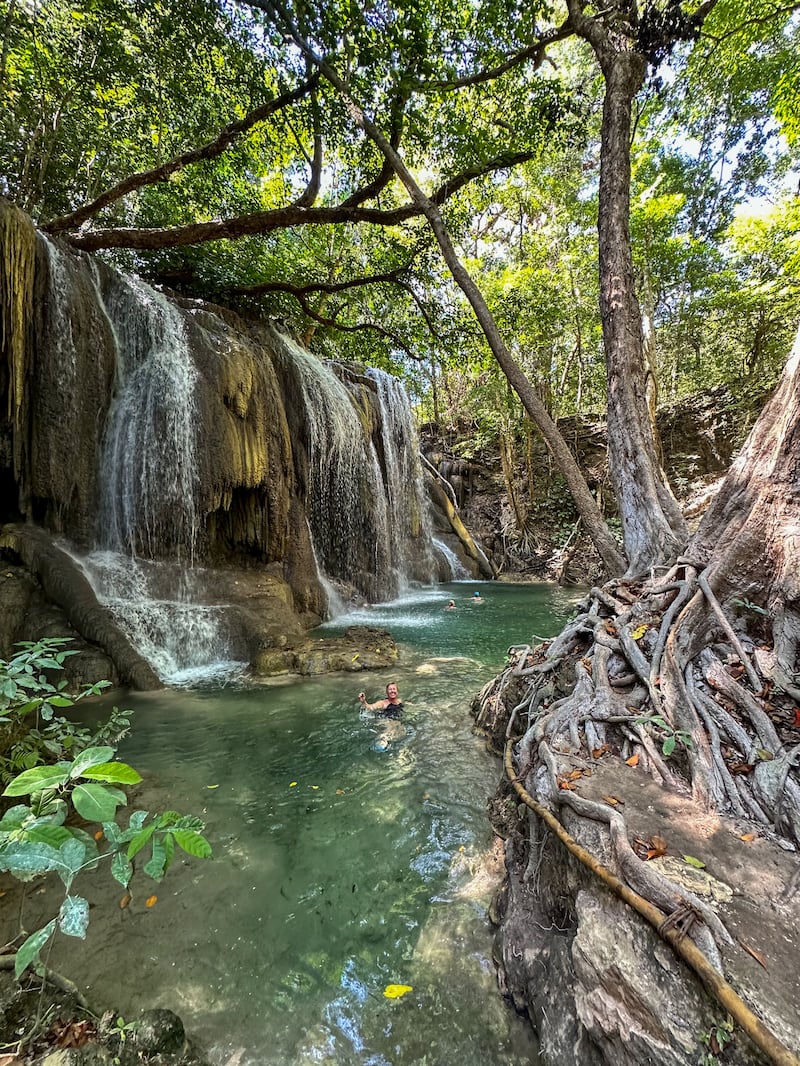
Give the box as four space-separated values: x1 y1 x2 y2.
477 567 800 1064
502 739 800 1066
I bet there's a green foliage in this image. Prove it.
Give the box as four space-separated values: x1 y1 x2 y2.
0 639 211 980
0 638 131 784
700 1014 735 1064
634 714 693 758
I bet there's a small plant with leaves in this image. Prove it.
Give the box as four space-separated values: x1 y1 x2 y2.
700 1014 735 1064
0 637 211 983
0 744 212 978
634 714 693 757
0 637 131 784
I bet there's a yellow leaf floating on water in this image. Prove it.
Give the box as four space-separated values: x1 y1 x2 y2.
206 784 219 789
290 781 298 787
145 895 158 907
311 785 319 790
383 984 413 999
352 653 360 661
630 624 648 640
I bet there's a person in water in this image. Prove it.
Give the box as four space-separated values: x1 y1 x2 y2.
472 591 484 603
358 682 404 749
359 681 403 717
445 599 457 610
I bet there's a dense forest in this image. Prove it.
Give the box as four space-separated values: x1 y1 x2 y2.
2 0 800 1063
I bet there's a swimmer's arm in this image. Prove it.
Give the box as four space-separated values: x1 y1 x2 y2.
358 692 385 711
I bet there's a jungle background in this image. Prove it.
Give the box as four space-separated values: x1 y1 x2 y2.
2 1 800 1064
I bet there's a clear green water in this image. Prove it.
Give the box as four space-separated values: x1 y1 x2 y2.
17 582 579 1065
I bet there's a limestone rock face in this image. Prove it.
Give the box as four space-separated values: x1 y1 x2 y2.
0 203 447 681
490 760 800 1066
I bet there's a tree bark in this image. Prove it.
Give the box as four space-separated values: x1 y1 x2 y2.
570 0 688 575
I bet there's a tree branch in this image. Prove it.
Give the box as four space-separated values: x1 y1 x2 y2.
219 264 411 297
265 285 417 357
412 21 573 91
42 75 320 234
60 150 541 251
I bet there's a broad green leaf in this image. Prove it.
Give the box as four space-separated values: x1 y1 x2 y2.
53 837 88 886
24 825 73 848
162 831 175 874
71 783 127 823
0 805 32 832
170 829 212 859
111 850 133 888
0 840 61 880
129 810 149 831
81 761 142 785
3 762 71 796
683 855 706 869
171 815 205 831
144 836 167 881
68 746 116 778
662 735 676 756
15 920 57 978
127 824 156 859
59 895 90 938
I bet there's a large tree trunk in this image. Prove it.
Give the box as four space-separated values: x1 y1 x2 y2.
476 324 800 1066
591 23 688 574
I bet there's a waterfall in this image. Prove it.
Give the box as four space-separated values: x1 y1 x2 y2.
432 537 469 580
97 273 200 561
367 368 437 590
275 335 437 606
42 253 238 684
29 241 446 680
275 334 390 602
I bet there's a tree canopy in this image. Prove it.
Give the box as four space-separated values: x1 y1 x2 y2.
2 0 799 570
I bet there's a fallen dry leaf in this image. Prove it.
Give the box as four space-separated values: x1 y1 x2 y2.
625 753 640 767
145 895 158 908
739 832 757 842
48 1018 97 1050
592 744 610 759
119 891 132 910
557 777 577 791
729 762 754 776
738 939 768 970
646 835 668 860
602 795 624 807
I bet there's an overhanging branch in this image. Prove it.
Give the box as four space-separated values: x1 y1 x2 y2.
59 150 541 252
42 75 320 235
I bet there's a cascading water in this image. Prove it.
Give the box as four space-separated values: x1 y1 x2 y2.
366 368 438 591
33 240 448 679
96 272 200 561
432 537 469 580
56 256 238 684
274 335 438 607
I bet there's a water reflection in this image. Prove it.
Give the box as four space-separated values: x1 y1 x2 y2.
8 582 578 1065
